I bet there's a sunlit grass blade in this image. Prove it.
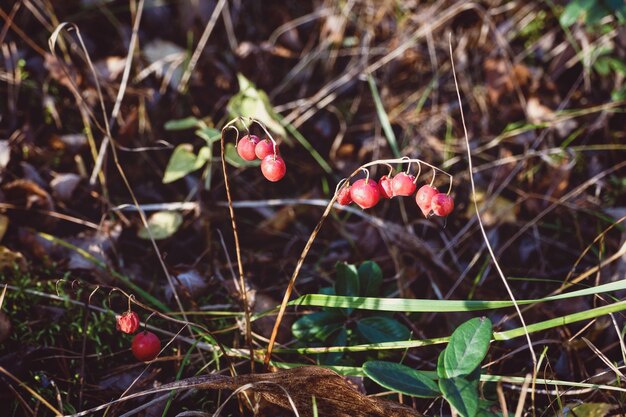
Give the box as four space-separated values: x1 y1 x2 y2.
290 278 626 312
367 74 401 158
275 299 626 354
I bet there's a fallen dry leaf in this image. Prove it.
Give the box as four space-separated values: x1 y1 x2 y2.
71 366 421 417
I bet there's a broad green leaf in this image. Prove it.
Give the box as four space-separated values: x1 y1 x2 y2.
560 0 584 26
227 74 286 137
363 361 439 398
439 376 479 417
291 311 343 342
356 316 410 343
164 117 200 131
163 144 208 183
137 211 183 240
357 261 382 297
586 3 610 24
444 317 492 378
335 263 360 297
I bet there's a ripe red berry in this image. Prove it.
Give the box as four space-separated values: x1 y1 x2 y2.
430 193 454 217
116 311 140 334
378 175 393 199
336 186 352 205
261 155 286 182
131 331 161 361
255 139 278 160
415 185 438 217
350 178 381 209
391 173 416 196
236 134 260 161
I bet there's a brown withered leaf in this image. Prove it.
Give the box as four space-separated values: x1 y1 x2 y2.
74 366 421 417
484 58 530 104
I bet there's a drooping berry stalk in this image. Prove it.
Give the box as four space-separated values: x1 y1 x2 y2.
264 157 453 366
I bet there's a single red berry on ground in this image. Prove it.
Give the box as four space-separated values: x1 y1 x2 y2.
255 139 277 160
350 178 381 209
131 331 161 361
261 155 286 182
236 134 260 161
415 185 438 217
336 186 352 205
116 311 140 334
391 173 416 196
430 193 454 217
378 175 393 199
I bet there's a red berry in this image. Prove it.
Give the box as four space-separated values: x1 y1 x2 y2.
415 185 438 217
131 331 161 361
255 139 278 160
391 173 416 196
261 155 286 182
116 311 140 334
430 193 454 217
378 175 393 199
236 135 260 161
350 178 380 209
336 186 352 205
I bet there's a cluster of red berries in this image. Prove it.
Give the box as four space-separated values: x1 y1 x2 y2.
336 172 454 217
116 311 161 362
236 134 286 182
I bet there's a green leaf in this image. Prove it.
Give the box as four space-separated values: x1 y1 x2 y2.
562 402 616 417
363 361 440 398
357 261 383 297
586 3 609 24
437 346 447 379
224 142 261 168
335 263 360 297
356 316 410 343
593 57 612 76
163 144 209 183
227 74 286 138
439 376 480 417
195 126 221 144
444 317 492 378
476 400 502 417
164 117 200 131
291 311 343 342
321 326 347 365
137 211 183 240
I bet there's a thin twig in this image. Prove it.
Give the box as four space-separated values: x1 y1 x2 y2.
178 0 227 93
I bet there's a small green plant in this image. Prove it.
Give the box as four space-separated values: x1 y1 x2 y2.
363 317 496 417
559 0 626 100
291 261 410 363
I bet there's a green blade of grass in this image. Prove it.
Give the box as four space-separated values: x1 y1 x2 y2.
367 73 401 158
279 116 333 174
275 299 626 354
290 278 626 312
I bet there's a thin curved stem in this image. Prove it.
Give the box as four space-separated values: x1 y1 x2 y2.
220 125 255 372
